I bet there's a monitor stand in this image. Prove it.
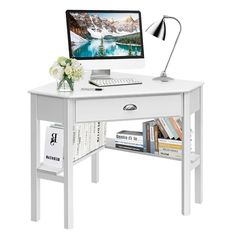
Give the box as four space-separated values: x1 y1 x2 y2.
90 69 112 80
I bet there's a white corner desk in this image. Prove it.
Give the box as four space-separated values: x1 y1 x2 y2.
29 72 203 229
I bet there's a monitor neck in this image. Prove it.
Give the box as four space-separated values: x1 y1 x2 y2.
90 69 111 79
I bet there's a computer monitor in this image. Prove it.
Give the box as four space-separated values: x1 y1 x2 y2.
66 10 145 77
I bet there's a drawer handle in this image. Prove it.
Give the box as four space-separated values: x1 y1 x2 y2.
123 104 137 111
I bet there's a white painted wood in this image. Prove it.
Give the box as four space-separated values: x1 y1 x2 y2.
63 99 75 229
31 94 40 221
190 154 200 170
91 152 99 183
37 171 64 183
106 138 182 161
38 163 63 175
106 138 200 165
76 94 182 122
182 92 191 216
37 145 104 176
29 72 204 99
190 88 200 114
195 86 203 203
37 95 64 123
29 75 203 227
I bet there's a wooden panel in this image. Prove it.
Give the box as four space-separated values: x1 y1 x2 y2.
190 88 200 114
76 94 182 122
37 95 64 123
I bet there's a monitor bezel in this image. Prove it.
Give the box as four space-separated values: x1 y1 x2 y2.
66 9 145 60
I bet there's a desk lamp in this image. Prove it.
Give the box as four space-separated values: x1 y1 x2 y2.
146 15 182 82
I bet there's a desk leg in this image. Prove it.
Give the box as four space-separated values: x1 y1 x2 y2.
64 99 75 229
31 95 40 221
195 87 203 203
182 92 191 215
91 152 99 183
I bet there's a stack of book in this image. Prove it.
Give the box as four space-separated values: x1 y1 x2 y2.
115 130 143 152
44 122 106 168
156 117 183 159
115 117 186 159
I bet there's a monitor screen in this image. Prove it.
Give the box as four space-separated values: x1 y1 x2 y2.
66 10 144 60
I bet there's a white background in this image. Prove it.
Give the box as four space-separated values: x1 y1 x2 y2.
0 0 236 235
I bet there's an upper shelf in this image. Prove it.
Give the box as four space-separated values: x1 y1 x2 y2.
29 72 203 99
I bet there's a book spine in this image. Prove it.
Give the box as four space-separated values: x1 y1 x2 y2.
159 142 182 150
101 122 105 146
92 122 96 151
159 149 182 159
115 140 143 148
104 122 107 145
164 117 179 139
146 122 150 153
149 121 155 154
84 123 88 156
97 122 101 148
115 135 143 145
160 118 174 139
174 117 182 132
80 123 85 157
73 125 76 161
143 122 147 152
88 123 92 153
116 133 143 142
115 144 143 152
75 124 80 160
154 124 159 152
158 138 182 145
169 117 183 140
156 119 169 139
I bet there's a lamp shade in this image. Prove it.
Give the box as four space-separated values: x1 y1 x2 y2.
146 18 166 40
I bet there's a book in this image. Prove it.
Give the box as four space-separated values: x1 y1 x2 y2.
115 140 143 148
115 143 143 152
164 117 179 139
44 126 64 168
174 117 182 132
75 124 82 160
158 138 182 159
149 120 155 154
116 130 143 145
44 122 106 166
143 121 147 152
146 122 151 152
143 120 154 153
154 124 159 152
159 118 174 139
156 119 169 139
169 117 182 140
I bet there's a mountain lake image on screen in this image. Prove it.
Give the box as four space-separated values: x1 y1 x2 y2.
66 11 144 59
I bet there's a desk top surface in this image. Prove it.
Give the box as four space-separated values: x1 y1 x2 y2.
29 72 203 99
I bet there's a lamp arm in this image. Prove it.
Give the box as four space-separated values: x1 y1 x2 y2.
162 16 182 75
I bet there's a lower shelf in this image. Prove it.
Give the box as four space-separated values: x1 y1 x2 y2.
105 138 200 167
37 138 200 178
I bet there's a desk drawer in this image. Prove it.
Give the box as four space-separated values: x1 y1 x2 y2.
76 94 182 122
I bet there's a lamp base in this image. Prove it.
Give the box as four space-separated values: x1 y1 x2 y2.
152 71 174 82
152 76 174 82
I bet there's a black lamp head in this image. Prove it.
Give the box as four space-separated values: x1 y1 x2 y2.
146 17 166 40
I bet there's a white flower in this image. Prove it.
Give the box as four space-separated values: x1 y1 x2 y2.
49 57 84 82
71 59 81 68
57 56 69 67
64 65 73 77
49 64 64 80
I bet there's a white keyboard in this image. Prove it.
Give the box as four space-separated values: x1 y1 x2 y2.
89 78 142 87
